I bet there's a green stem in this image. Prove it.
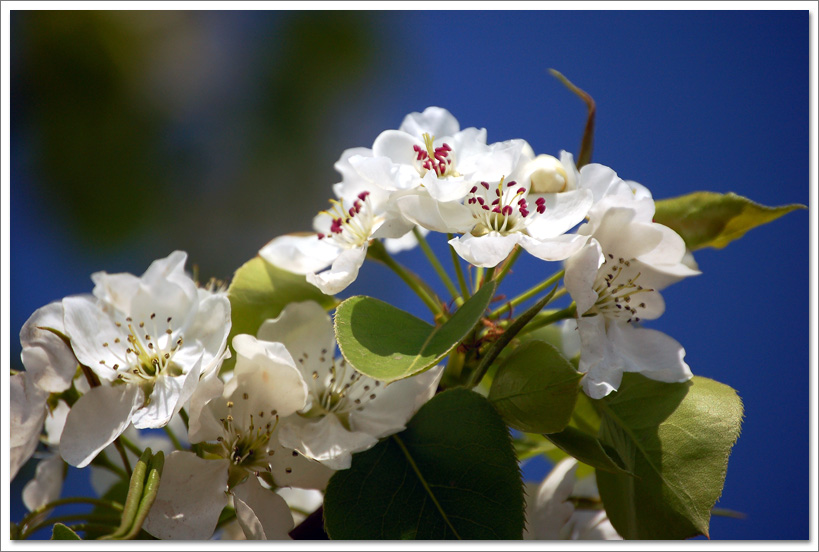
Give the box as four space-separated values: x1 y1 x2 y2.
413 228 461 306
447 234 471 300
163 425 183 451
117 434 144 457
493 245 522 285
90 450 128 480
17 498 123 539
178 407 190 431
519 303 577 336
20 514 122 540
113 439 132 477
473 266 484 294
367 240 444 319
490 269 565 319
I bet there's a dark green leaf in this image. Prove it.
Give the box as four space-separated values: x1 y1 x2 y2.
335 282 496 383
51 523 82 540
225 255 338 372
545 426 631 475
324 388 524 539
653 191 805 251
596 374 743 539
489 340 582 434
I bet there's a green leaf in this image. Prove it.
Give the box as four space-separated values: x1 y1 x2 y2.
225 256 338 371
653 191 805 251
324 388 524 539
489 340 582 434
595 374 744 539
335 282 496 383
545 426 631 476
51 523 82 540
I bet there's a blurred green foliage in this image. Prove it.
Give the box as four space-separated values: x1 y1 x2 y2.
12 11 384 279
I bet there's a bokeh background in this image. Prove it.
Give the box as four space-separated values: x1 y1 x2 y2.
8 10 810 540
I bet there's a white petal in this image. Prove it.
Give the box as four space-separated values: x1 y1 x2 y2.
395 191 475 234
421 173 473 203
306 246 367 295
517 233 590 263
233 477 294 540
257 301 336 380
59 384 141 468
44 400 70 447
576 316 622 399
20 301 77 393
351 366 443 440
10 373 47 480
371 129 422 166
560 319 581 360
184 293 232 376
187 367 226 444
578 163 626 203
398 106 460 138
61 296 123 383
278 414 377 471
608 323 693 383
259 234 341 275
231 334 309 418
525 189 593 238
132 358 201 429
383 227 424 254
268 439 335 490
528 458 578 540
23 455 64 512
449 233 518 268
143 452 229 540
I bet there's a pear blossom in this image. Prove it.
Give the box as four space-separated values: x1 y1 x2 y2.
447 175 593 267
144 334 333 540
524 458 621 540
19 301 79 394
258 301 443 470
21 400 70 515
564 195 700 398
57 251 231 467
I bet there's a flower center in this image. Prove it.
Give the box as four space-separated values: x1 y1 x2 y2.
467 178 546 236
99 313 185 394
297 350 381 430
590 255 655 323
216 398 279 473
316 192 375 249
413 133 459 178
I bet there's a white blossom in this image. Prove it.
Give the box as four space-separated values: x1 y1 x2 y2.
259 301 443 470
564 195 699 398
58 251 231 467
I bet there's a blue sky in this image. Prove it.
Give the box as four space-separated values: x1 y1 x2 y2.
7 9 813 540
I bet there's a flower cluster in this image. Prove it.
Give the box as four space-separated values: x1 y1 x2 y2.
12 101 778 541
262 106 699 398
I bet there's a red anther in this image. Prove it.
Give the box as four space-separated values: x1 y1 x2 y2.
536 197 546 205
358 191 370 200
441 143 452 151
491 198 500 205
468 197 476 204
317 233 325 240
469 186 478 194
495 188 501 196
517 198 527 206
537 205 546 214
482 205 490 211
517 187 526 195
477 197 486 205
481 181 490 189
502 205 513 216
492 206 502 213
520 209 530 217
348 207 356 217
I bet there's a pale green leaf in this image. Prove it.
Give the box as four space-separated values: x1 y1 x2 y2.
596 374 743 539
334 282 496 383
489 340 582 434
653 191 805 251
51 523 82 540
